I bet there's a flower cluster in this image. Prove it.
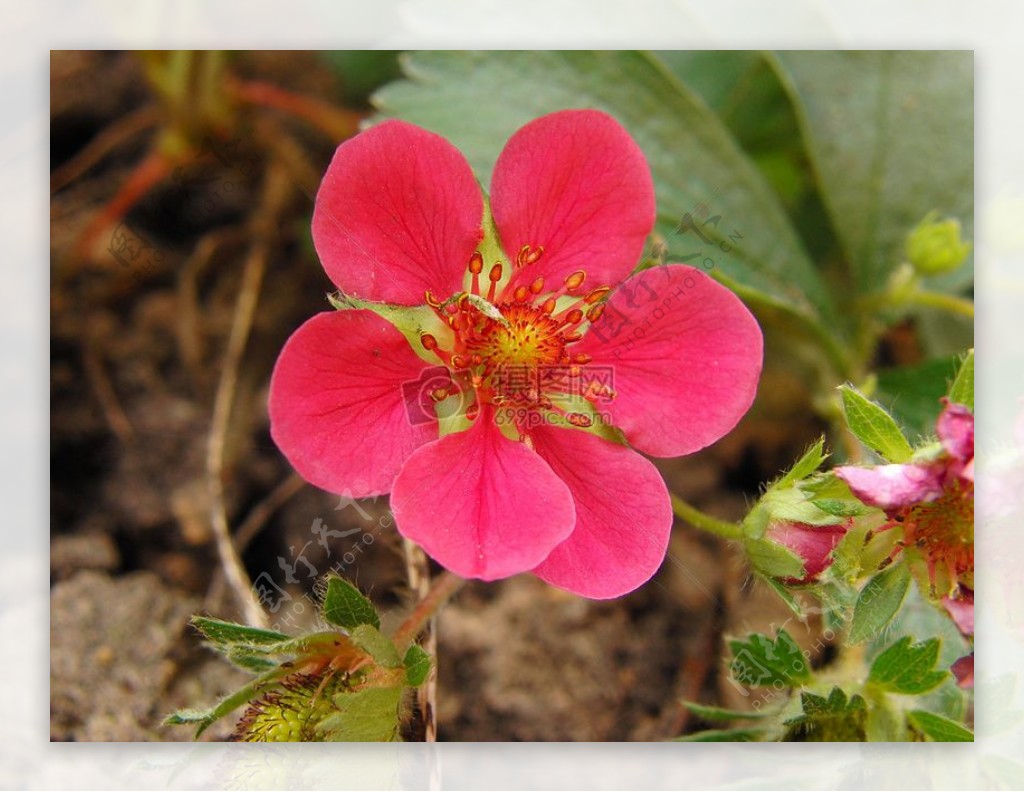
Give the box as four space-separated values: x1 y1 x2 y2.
269 110 763 598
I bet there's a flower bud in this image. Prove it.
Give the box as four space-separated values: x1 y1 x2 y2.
766 521 848 584
905 211 971 276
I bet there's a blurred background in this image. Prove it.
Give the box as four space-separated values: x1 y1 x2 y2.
49 50 972 741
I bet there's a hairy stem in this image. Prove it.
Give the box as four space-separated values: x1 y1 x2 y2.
393 570 465 654
671 494 743 541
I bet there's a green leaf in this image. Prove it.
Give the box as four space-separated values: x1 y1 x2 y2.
875 356 962 438
654 51 760 111
761 486 847 527
223 646 279 673
784 687 867 741
682 701 772 722
374 50 836 326
317 686 404 742
743 536 806 580
907 709 974 742
350 624 402 668
849 563 912 644
869 636 949 695
728 629 811 688
773 51 973 295
675 727 765 742
190 616 288 647
322 576 380 631
839 384 914 462
403 644 432 687
948 349 974 411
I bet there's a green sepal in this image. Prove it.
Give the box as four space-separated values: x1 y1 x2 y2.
948 348 974 411
323 576 380 631
350 624 402 668
403 644 433 687
317 686 404 742
190 616 289 646
907 709 974 742
839 384 914 462
849 563 912 644
783 687 868 741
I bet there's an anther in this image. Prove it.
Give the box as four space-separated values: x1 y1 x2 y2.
586 304 605 323
466 402 480 421
564 308 583 325
517 244 544 266
584 287 610 304
468 251 484 274
564 271 586 292
562 330 584 342
489 263 503 282
429 387 449 402
530 277 545 294
513 285 530 302
540 298 557 314
566 413 593 428
420 333 438 351
425 291 441 309
573 353 592 364
451 354 468 369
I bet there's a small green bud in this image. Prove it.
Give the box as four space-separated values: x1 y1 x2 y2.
906 211 971 276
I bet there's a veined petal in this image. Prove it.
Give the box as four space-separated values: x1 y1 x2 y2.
268 310 437 498
530 425 672 599
390 411 575 581
576 265 763 457
312 120 483 305
835 462 946 512
491 109 655 295
937 399 974 464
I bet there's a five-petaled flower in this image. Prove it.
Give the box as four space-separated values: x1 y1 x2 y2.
269 109 763 598
836 399 974 603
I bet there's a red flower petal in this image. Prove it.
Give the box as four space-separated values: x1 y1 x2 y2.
951 654 974 688
268 310 437 498
491 109 655 295
530 425 672 599
312 120 483 305
835 463 946 512
766 521 848 581
576 265 763 457
943 591 975 637
937 399 974 464
390 411 575 581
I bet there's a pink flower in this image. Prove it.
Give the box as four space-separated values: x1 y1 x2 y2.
766 521 849 584
269 110 763 598
835 399 974 595
943 588 974 688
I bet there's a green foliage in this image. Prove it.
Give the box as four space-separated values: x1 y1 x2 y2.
728 630 811 688
773 51 973 296
323 575 380 630
908 709 974 742
839 384 914 462
169 577 433 741
849 563 912 644
784 688 868 741
868 637 949 695
875 356 962 437
906 211 972 277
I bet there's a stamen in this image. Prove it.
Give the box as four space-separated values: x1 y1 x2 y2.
468 252 484 274
488 263 503 302
529 277 545 295
517 244 544 267
513 285 530 302
425 291 441 309
584 287 610 304
564 271 586 292
420 334 438 351
566 413 593 428
586 304 605 323
563 308 583 326
540 298 557 315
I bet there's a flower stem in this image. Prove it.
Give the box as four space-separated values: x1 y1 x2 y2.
393 570 465 653
904 289 975 319
671 494 743 541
